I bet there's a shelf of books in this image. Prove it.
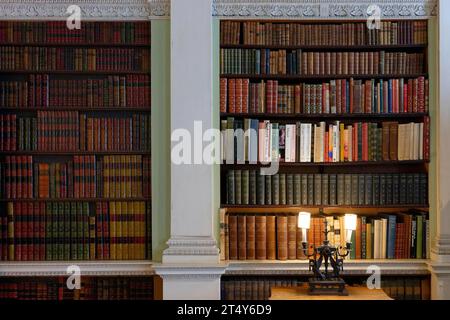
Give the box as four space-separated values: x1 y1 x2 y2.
219 20 431 298
0 21 154 298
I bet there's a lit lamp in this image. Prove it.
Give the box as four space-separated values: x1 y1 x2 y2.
299 212 357 296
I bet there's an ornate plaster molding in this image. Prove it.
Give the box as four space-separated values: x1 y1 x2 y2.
154 264 227 280
0 261 155 277
212 0 438 19
0 0 170 20
163 237 220 256
226 260 430 276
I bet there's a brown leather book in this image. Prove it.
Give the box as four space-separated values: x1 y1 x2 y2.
276 215 288 261
389 122 399 161
228 215 238 260
266 215 276 260
255 215 267 260
237 215 247 260
246 215 256 260
287 214 297 260
382 122 391 161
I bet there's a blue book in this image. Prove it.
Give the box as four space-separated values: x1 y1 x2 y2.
388 80 393 113
346 81 350 113
266 49 270 74
379 80 384 113
255 50 261 74
382 214 397 259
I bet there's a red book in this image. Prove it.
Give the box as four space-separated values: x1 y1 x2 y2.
324 132 329 162
102 202 110 259
228 79 236 113
353 124 358 162
407 79 413 113
27 202 34 261
242 79 249 113
14 203 21 261
362 123 369 161
403 84 408 113
418 76 425 112
96 202 104 259
265 80 273 114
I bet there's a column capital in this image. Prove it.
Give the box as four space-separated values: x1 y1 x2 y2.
162 236 220 264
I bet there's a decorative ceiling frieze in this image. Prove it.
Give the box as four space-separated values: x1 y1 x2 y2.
0 0 169 20
212 0 438 19
0 0 438 21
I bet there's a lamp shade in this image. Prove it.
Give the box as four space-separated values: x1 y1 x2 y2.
344 214 357 231
298 212 311 229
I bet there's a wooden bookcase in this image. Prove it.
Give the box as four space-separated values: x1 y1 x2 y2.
218 19 431 298
0 21 154 299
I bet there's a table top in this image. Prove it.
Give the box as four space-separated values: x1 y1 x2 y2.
270 286 393 300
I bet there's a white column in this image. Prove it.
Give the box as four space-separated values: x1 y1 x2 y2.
429 0 450 299
154 0 225 300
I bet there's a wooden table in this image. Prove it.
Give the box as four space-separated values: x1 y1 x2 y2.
270 286 393 300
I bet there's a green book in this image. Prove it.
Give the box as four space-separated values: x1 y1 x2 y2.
365 174 373 206
242 170 249 205
58 202 65 260
249 170 256 205
83 202 90 260
314 174 322 206
293 174 301 205
265 175 272 205
307 174 314 206
77 202 83 260
344 174 351 206
372 174 380 205
321 174 329 206
337 174 345 206
64 202 71 260
329 174 337 206
235 170 242 205
256 173 265 205
301 174 308 205
279 174 286 205
416 215 424 259
70 202 77 260
286 174 293 205
227 170 235 205
272 174 280 205
351 174 358 205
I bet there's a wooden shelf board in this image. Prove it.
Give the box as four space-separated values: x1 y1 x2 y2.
1 107 151 112
221 44 428 50
0 151 150 155
0 198 151 202
224 259 430 276
2 42 151 47
221 161 428 169
221 206 429 214
0 70 150 75
220 113 429 120
220 74 428 80
0 260 154 277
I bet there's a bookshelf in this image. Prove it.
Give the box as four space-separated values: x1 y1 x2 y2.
0 21 153 299
218 19 431 297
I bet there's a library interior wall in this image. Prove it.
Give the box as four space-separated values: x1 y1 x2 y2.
151 20 171 262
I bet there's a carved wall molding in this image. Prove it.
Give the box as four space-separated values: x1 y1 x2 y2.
0 261 155 277
163 237 220 256
0 0 170 20
212 0 438 19
0 1 438 21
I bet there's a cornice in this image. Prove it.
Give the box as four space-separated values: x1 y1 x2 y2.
0 261 155 277
0 0 170 20
212 0 438 19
